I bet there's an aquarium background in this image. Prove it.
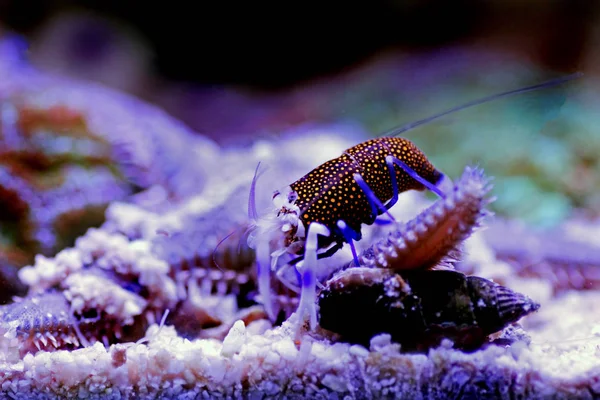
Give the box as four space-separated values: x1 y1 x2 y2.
3 1 596 229
0 2 598 243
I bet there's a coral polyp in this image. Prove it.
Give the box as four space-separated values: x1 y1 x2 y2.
0 291 85 353
356 165 491 272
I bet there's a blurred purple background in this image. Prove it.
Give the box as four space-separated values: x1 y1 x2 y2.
0 1 594 144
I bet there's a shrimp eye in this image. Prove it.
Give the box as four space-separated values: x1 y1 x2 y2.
287 191 298 203
432 169 444 185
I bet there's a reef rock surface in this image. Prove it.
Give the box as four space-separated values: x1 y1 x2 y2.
0 36 599 399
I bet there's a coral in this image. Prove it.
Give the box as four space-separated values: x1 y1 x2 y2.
357 166 490 271
0 36 598 399
0 36 218 288
1 313 600 399
478 219 600 293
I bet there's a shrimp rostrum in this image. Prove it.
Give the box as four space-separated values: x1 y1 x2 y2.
246 73 581 330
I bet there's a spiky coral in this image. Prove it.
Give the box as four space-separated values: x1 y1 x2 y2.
357 166 492 272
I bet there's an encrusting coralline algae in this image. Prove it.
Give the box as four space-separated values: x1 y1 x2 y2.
0 36 600 399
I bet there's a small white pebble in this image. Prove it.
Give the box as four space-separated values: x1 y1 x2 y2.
349 345 369 358
129 240 151 253
263 351 281 366
221 320 246 357
273 338 298 361
246 319 272 336
370 334 392 351
322 373 348 392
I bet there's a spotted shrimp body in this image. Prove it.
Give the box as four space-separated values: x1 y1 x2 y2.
249 137 449 328
247 74 581 331
290 137 444 244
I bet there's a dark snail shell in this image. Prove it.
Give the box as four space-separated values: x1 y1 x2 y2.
317 268 540 351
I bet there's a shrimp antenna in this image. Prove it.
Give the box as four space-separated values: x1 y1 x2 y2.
381 72 583 138
248 161 267 221
213 161 268 270
212 229 238 271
